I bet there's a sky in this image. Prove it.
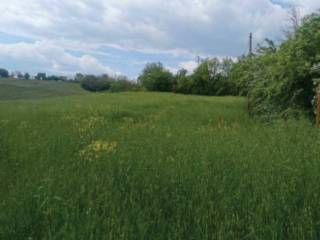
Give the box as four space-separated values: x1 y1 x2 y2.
0 0 319 79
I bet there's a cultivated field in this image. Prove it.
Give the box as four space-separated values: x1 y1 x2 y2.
0 80 320 239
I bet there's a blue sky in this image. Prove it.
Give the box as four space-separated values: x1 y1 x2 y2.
0 0 319 79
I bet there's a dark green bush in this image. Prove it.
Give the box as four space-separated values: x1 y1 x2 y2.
81 75 114 92
80 74 138 93
35 73 47 80
175 69 193 94
0 68 9 78
230 12 320 118
138 62 174 92
110 76 138 92
175 58 235 96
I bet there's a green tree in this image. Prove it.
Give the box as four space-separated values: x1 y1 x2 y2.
191 59 215 95
46 75 60 81
176 69 193 94
0 68 9 78
74 73 84 82
81 75 113 92
110 76 137 92
191 58 234 96
35 73 46 80
138 62 174 92
229 11 320 118
24 73 30 80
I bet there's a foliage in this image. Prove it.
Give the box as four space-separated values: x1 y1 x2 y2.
175 58 236 96
24 73 30 80
46 75 61 81
138 62 174 92
80 74 114 92
13 71 24 79
230 12 320 118
74 73 85 83
110 76 138 92
0 68 9 78
311 63 320 115
138 59 235 96
35 72 47 80
175 69 193 94
191 58 219 95
80 74 138 93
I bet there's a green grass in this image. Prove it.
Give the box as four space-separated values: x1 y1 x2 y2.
0 91 320 239
0 78 86 100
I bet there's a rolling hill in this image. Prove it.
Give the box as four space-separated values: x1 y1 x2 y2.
0 78 87 100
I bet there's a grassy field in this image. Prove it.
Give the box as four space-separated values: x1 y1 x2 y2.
0 85 320 239
0 78 86 100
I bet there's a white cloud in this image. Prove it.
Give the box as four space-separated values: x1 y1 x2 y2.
0 40 115 75
0 0 319 76
0 0 306 54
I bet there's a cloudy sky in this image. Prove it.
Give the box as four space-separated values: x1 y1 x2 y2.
0 0 319 78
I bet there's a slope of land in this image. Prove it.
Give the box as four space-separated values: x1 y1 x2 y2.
0 92 319 239
0 78 87 100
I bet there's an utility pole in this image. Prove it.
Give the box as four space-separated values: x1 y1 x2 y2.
249 32 253 55
196 56 201 65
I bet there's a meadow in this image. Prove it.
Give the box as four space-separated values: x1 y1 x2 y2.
1 80 320 239
0 78 86 100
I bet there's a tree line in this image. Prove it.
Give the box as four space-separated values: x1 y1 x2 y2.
75 74 138 93
137 59 235 96
1 11 319 119
137 11 320 119
0 70 70 82
0 69 139 93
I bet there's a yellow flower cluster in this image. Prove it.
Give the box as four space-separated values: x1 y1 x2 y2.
119 117 135 130
78 117 104 135
92 140 117 152
80 140 118 161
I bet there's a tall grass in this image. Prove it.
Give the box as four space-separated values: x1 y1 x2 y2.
0 92 320 239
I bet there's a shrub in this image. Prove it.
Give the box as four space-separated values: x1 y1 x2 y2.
176 58 235 96
138 62 174 92
81 75 114 92
175 69 193 94
110 76 138 92
229 12 320 118
0 68 9 78
24 73 30 80
46 75 61 81
35 73 47 80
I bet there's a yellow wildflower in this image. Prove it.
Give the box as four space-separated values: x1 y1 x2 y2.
79 139 118 161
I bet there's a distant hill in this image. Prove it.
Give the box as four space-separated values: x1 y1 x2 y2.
0 78 87 100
